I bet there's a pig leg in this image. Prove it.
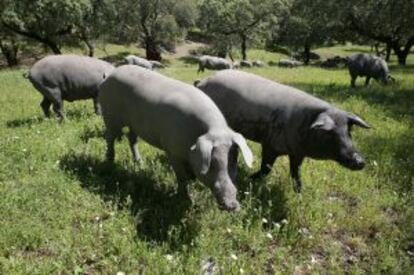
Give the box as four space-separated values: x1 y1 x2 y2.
289 155 304 193
350 75 357 88
198 63 204 73
43 88 65 120
170 157 194 197
40 97 51 117
52 99 65 121
251 144 278 179
364 76 371 86
104 122 122 162
93 97 102 115
127 131 141 163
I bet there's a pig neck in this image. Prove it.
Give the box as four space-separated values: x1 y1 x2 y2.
283 105 332 157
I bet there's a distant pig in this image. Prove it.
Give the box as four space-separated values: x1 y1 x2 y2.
196 70 370 193
198 55 232 73
27 55 114 120
278 59 302 68
125 55 153 70
347 53 394 87
99 65 253 211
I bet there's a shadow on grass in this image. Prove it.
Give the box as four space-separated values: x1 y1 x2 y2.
364 128 414 193
388 64 414 71
237 167 289 225
80 124 105 142
59 153 197 249
65 108 95 121
6 107 95 128
178 55 199 65
287 81 414 121
6 116 44 128
343 47 373 54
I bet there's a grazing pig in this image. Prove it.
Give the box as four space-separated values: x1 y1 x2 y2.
252 60 265 67
278 59 302 68
125 55 153 70
27 55 114 120
320 56 347 68
196 70 369 193
98 65 253 211
240 60 252 68
198 55 232 73
149 60 165 69
347 53 394 87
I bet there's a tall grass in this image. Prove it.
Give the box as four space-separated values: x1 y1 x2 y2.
0 46 413 273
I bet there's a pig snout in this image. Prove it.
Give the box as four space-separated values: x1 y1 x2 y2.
219 199 241 212
213 181 240 212
340 152 365 170
349 152 365 170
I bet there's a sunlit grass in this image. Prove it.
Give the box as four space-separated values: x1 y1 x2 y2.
0 46 413 273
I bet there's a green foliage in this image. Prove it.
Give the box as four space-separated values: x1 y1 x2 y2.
1 0 92 53
270 0 339 61
338 0 414 65
198 0 289 59
112 0 198 59
0 45 413 273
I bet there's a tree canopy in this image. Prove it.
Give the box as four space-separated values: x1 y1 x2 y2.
1 0 413 66
198 0 288 60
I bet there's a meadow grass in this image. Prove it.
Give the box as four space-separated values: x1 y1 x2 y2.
0 46 413 274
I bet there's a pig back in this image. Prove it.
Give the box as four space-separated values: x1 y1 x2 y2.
30 55 114 101
99 65 228 157
198 70 329 142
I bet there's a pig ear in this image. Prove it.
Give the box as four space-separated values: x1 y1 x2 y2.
232 133 253 168
190 135 213 175
310 113 335 131
347 113 370 129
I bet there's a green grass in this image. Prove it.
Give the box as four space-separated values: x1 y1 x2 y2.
1 46 413 274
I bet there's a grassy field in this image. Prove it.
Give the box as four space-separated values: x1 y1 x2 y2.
0 45 413 274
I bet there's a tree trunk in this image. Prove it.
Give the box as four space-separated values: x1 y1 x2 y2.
84 39 95 57
44 40 61 54
396 51 408 66
2 21 68 55
303 44 311 65
392 43 408 66
385 42 392 62
0 40 19 67
241 33 247 61
374 43 380 56
145 37 161 61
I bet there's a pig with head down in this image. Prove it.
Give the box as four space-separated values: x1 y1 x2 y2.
198 55 233 73
27 55 114 120
98 65 253 211
347 53 394 87
196 70 370 193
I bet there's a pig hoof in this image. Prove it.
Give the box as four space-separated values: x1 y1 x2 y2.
293 183 302 193
221 201 240 212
